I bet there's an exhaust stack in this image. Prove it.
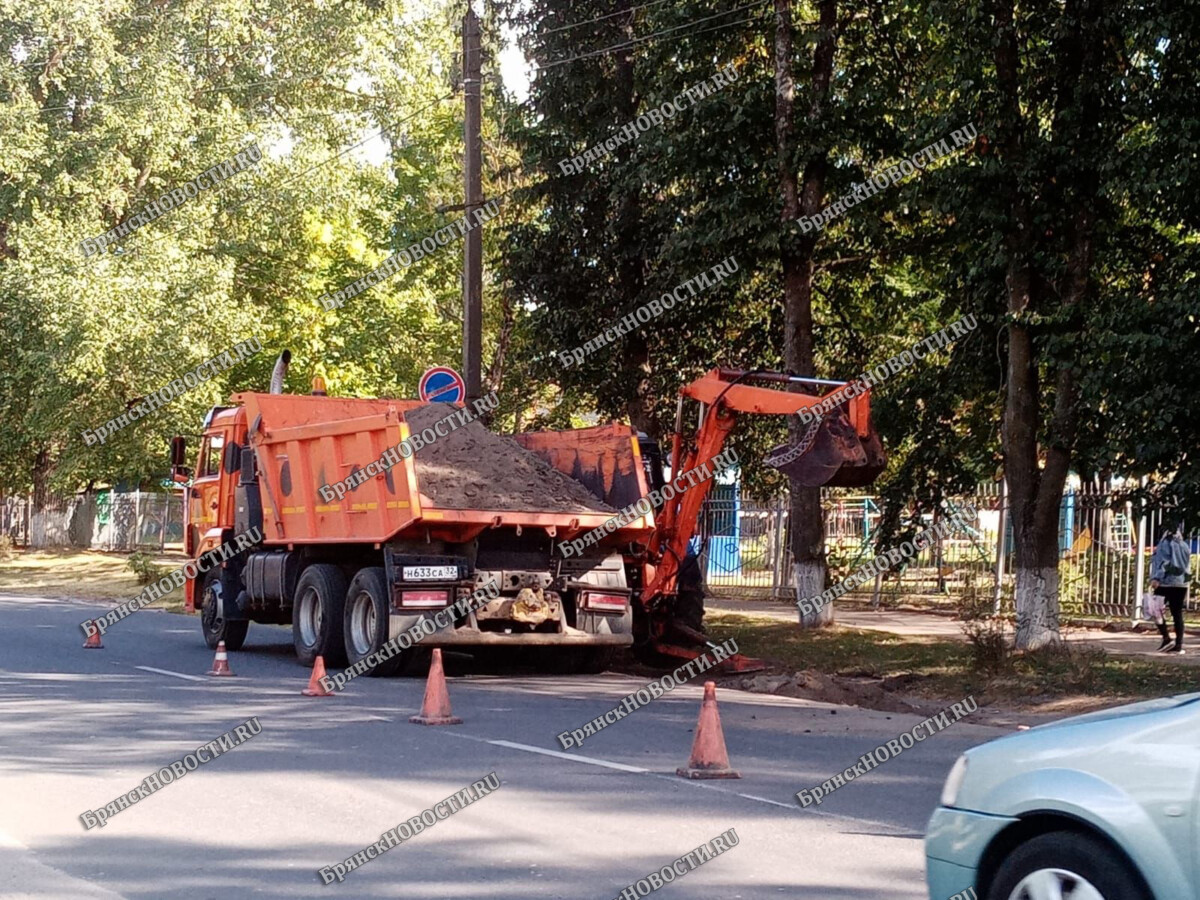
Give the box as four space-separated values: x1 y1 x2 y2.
269 350 291 394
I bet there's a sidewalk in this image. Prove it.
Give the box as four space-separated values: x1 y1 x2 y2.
707 597 1200 666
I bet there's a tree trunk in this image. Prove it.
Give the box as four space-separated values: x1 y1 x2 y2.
31 447 52 512
993 0 1101 648
776 0 837 627
614 4 656 441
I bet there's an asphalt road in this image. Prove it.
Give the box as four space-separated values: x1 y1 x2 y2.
0 592 1009 900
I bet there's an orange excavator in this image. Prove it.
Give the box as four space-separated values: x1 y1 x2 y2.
635 368 885 672
174 358 883 677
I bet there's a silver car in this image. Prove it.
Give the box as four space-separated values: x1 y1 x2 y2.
926 693 1200 900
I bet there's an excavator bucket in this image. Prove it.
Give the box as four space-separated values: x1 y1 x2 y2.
829 422 886 487
765 405 886 488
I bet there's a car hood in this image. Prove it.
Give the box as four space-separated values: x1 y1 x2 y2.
951 691 1200 813
1025 691 1200 732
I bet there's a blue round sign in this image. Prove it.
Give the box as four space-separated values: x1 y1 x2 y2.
419 366 466 403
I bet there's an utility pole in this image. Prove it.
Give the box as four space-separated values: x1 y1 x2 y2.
462 5 483 404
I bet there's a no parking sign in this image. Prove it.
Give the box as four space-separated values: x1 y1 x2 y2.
418 366 466 404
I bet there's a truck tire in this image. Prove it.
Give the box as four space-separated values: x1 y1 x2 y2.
343 567 405 677
199 569 249 651
575 647 615 674
292 564 348 667
544 647 615 674
674 552 707 634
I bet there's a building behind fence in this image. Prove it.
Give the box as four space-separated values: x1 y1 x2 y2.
700 483 1200 621
0 490 183 552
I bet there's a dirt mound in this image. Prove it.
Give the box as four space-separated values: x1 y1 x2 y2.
731 670 928 715
407 404 616 514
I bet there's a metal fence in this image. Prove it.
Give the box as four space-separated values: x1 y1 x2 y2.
0 490 184 552
700 483 1200 622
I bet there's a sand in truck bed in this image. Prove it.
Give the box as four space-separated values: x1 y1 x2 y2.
406 404 616 514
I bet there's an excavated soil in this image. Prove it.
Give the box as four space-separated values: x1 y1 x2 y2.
407 404 616 514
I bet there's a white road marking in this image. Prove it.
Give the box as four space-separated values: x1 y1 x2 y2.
487 739 649 773
134 666 209 682
735 791 798 810
440 732 907 831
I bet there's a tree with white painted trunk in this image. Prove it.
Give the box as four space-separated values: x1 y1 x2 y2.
775 0 839 627
989 0 1112 649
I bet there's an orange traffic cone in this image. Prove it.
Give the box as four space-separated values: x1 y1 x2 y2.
676 681 740 779
82 622 103 649
207 641 235 676
409 649 462 725
302 656 334 696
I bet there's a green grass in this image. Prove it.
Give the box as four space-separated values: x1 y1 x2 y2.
706 611 1200 708
0 549 188 613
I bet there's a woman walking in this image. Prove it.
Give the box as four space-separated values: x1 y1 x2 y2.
1151 520 1192 654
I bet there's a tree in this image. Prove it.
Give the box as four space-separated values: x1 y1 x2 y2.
773 0 837 624
903 0 1200 648
0 0 479 498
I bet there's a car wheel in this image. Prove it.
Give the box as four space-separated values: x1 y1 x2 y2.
200 569 249 651
292 564 348 667
343 567 405 677
990 831 1151 900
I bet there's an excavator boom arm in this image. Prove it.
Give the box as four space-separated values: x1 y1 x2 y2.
645 367 884 613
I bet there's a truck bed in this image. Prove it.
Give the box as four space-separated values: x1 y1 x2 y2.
233 392 654 547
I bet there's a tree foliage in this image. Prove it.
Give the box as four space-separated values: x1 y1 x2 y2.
0 0 485 495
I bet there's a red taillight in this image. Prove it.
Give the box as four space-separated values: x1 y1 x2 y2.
580 591 628 613
397 590 450 609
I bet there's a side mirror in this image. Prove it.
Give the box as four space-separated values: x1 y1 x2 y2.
170 436 192 482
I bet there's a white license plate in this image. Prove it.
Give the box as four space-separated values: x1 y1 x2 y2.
402 565 458 581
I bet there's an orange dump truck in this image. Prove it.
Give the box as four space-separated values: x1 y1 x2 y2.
174 355 885 676
172 361 659 674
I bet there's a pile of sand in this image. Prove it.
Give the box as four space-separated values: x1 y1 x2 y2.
407 404 615 514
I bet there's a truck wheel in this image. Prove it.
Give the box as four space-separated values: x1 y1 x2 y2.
199 570 249 651
575 647 615 674
580 652 619 672
292 564 348 667
343 567 404 677
545 647 615 674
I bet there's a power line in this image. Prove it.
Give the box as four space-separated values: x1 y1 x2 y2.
538 0 680 35
536 1 772 71
503 10 767 121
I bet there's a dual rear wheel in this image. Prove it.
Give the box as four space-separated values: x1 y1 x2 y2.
342 567 405 676
288 564 617 676
291 564 403 676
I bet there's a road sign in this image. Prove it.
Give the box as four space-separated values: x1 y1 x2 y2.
418 366 466 404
